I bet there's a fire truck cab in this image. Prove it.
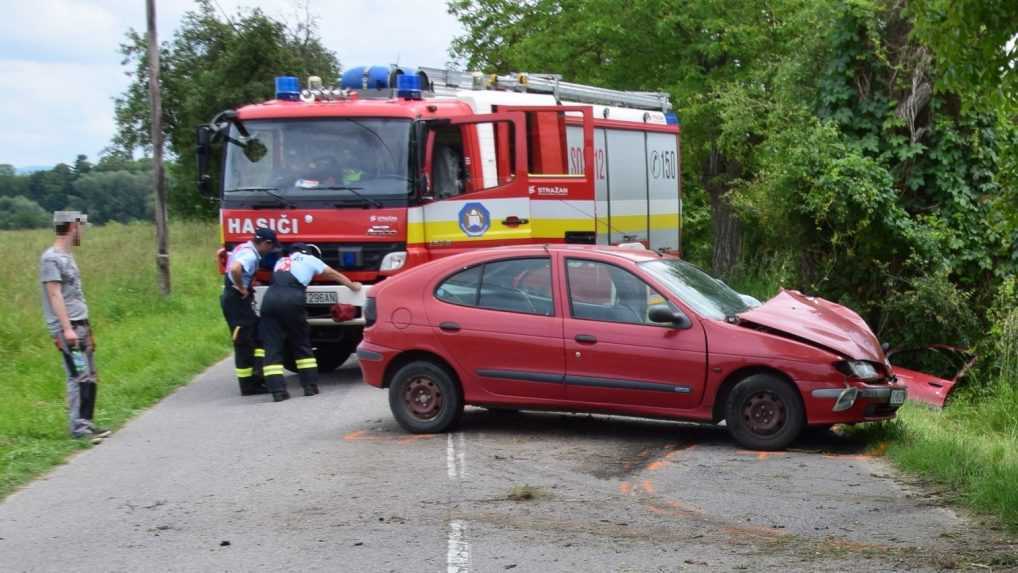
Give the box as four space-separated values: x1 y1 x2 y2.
199 66 681 371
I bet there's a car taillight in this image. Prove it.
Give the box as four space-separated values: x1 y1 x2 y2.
364 297 377 327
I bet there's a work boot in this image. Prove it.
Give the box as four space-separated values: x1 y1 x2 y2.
303 384 319 397
272 391 290 403
240 378 269 396
90 427 112 439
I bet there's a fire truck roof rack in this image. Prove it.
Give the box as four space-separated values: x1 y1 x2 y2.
419 67 672 113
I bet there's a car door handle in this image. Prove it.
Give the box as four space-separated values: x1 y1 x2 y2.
575 334 597 344
439 321 461 333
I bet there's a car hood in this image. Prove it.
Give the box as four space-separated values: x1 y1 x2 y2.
738 289 884 362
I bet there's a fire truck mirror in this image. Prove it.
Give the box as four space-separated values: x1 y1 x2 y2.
196 125 214 198
242 137 268 163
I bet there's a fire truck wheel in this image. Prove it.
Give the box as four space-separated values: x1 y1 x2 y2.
388 360 463 434
724 374 805 451
314 345 352 373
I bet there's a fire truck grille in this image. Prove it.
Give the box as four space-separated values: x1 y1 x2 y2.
312 242 406 272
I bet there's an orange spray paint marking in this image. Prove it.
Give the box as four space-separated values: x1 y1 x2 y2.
343 430 369 441
641 480 655 494
343 430 436 443
619 482 633 495
822 454 874 461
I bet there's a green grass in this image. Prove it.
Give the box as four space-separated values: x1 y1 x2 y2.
0 222 230 498
850 385 1018 530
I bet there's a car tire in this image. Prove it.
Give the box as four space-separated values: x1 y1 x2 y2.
389 361 463 434
724 374 804 451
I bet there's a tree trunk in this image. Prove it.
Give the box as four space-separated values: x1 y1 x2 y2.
704 148 742 277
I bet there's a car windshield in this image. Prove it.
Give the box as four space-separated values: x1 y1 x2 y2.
639 259 751 320
223 118 412 205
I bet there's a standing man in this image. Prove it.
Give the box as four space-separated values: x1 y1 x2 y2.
40 211 110 441
221 227 278 396
261 243 361 402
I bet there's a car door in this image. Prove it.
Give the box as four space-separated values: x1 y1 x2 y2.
561 257 707 409
425 256 565 400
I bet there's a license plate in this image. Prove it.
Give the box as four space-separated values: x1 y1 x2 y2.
890 389 906 405
305 291 338 305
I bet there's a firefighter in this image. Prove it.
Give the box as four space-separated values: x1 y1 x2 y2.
221 227 278 396
261 243 362 402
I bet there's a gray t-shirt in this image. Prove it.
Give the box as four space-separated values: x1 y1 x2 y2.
40 246 88 335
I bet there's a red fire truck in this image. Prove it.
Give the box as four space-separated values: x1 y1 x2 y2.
197 66 681 371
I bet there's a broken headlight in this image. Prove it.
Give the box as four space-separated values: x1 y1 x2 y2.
835 360 881 381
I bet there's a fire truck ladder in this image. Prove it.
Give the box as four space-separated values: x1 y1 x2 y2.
420 67 672 113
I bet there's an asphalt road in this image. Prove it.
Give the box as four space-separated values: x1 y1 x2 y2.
1 358 1015 572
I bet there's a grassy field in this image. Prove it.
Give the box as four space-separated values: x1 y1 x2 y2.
1 222 230 498
728 268 1018 531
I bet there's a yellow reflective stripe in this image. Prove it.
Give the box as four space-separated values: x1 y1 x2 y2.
295 358 318 370
253 348 266 358
263 364 285 376
406 215 681 245
235 367 254 377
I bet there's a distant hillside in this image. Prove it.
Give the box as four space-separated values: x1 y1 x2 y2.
15 166 52 175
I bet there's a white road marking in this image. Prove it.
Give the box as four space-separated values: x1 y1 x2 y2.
446 434 470 571
447 519 471 573
447 432 467 479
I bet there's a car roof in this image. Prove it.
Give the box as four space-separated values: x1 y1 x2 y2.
458 243 672 263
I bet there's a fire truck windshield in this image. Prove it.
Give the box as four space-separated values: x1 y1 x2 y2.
223 118 412 207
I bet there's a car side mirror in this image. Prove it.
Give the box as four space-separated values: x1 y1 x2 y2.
648 304 691 329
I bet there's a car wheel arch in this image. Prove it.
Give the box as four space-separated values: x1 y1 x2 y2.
711 366 803 423
383 349 462 395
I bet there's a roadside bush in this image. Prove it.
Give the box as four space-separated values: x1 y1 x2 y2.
880 269 981 351
0 196 49 230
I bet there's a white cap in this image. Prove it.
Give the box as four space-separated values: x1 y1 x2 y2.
53 211 88 225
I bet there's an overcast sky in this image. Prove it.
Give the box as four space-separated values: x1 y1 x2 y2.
0 0 462 168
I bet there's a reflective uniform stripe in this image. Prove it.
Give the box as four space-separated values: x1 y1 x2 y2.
253 348 265 358
235 367 254 378
295 358 318 370
263 364 285 376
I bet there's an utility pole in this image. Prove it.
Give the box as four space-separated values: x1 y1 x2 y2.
147 0 171 295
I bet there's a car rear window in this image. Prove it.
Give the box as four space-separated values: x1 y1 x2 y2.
435 258 553 316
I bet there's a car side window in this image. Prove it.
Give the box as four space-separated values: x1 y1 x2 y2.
435 265 482 306
566 259 671 325
434 258 554 316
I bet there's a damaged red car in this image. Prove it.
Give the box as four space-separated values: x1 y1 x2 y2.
357 245 909 450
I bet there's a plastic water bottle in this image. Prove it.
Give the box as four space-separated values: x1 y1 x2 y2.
71 349 87 374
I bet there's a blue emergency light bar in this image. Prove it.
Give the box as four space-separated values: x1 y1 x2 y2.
396 73 423 100
275 76 301 101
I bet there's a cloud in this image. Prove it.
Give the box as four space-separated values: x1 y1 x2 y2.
0 0 463 167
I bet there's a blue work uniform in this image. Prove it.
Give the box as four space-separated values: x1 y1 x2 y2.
259 253 328 397
220 241 267 395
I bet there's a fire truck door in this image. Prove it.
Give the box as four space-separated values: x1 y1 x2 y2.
421 113 530 257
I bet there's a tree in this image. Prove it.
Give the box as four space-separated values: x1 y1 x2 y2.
71 171 153 224
113 0 339 217
910 0 1018 108
448 0 815 276
72 154 92 178
0 196 49 230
